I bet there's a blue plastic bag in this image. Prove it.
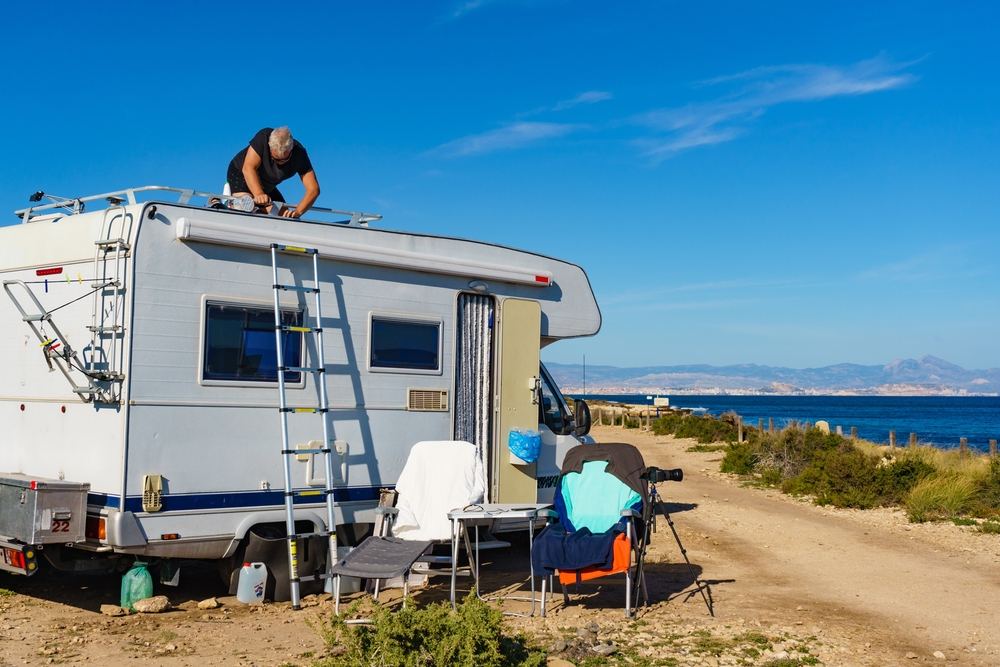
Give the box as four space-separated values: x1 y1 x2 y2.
508 428 541 463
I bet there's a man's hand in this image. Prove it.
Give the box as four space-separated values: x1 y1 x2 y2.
281 208 301 218
253 193 272 206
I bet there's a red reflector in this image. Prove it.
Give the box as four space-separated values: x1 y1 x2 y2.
4 548 25 569
36 267 63 276
30 480 37 490
535 275 549 283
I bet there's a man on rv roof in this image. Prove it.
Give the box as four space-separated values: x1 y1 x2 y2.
227 127 320 218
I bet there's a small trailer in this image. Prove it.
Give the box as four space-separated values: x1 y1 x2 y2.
0 186 600 586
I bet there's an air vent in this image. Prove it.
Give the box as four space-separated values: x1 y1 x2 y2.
407 389 448 412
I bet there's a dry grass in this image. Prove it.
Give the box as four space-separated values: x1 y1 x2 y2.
904 475 979 522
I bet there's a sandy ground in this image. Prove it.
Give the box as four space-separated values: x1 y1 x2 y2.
2 424 999 666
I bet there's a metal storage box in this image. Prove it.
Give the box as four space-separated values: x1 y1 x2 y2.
0 474 89 544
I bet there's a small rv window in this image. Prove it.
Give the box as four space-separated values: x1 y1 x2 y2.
370 318 440 371
203 304 303 383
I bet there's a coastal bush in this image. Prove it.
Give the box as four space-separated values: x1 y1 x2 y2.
317 595 545 667
720 425 935 509
905 475 978 522
720 441 756 475
653 412 739 444
974 457 1000 511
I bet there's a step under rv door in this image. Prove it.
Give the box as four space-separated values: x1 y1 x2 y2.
492 298 541 503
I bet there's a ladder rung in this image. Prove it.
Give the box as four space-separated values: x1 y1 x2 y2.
290 490 325 498
280 407 326 413
90 281 119 289
22 314 50 322
272 244 317 254
280 325 322 333
288 531 335 540
72 387 99 394
279 366 324 373
95 239 130 249
272 284 319 293
283 448 328 455
87 325 122 333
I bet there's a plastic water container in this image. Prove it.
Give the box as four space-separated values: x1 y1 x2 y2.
325 546 361 595
236 562 267 604
222 182 231 197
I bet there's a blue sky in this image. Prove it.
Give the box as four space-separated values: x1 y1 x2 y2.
2 2 998 370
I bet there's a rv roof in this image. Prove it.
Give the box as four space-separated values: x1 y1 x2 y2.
13 185 381 228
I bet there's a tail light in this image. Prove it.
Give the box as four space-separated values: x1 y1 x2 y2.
85 516 106 540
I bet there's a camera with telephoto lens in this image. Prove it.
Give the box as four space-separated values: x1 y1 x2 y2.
643 466 683 483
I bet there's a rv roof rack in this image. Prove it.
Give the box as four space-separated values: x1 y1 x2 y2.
13 185 382 228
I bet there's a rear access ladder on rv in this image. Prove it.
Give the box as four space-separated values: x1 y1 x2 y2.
270 244 338 611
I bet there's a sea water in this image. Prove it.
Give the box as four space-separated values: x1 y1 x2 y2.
573 394 1000 453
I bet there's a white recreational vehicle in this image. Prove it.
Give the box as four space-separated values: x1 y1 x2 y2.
0 186 600 584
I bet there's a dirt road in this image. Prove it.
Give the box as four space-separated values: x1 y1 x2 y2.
1 425 998 666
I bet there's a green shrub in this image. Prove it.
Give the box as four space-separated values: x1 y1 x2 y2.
975 458 1000 509
720 442 756 475
652 412 739 444
317 595 545 667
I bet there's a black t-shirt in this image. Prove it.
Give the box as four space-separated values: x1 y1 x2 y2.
229 128 314 192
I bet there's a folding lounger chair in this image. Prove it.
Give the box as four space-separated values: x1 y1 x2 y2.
331 440 487 614
532 443 651 618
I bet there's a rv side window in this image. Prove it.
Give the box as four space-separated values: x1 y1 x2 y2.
369 318 440 371
203 304 303 383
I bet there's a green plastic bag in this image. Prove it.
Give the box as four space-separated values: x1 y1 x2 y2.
120 561 153 611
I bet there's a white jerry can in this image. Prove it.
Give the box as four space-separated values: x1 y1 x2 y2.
236 562 267 603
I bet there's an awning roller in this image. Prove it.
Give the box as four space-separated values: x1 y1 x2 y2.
175 217 553 288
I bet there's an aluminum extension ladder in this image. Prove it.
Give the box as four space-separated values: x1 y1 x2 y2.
270 243 338 610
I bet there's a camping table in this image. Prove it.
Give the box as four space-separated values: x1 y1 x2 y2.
447 503 553 616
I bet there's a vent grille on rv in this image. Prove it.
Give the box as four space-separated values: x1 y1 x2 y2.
407 389 448 412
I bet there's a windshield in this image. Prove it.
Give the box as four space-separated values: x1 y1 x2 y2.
539 363 573 435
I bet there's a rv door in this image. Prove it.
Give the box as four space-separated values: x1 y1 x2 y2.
491 298 540 503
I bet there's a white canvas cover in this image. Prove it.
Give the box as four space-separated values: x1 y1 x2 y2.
392 440 486 542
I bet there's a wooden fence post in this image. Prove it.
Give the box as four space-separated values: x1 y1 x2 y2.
889 431 896 450
851 427 857 439
768 418 774 433
910 433 917 449
991 440 997 458
738 415 743 443
960 437 968 458
758 418 764 433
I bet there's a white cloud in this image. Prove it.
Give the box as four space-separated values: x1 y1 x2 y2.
430 121 583 157
636 55 920 160
552 90 613 111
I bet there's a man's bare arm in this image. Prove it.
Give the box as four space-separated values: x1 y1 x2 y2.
241 147 271 206
285 170 320 218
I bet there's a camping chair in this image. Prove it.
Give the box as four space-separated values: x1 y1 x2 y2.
532 443 651 618
331 440 487 614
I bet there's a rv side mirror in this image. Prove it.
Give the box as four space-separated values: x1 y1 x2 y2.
574 399 591 438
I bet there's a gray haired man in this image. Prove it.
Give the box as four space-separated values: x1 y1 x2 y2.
227 126 320 217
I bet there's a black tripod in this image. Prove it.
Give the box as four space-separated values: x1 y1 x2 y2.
634 481 714 616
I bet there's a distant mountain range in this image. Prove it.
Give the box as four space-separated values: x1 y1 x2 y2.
545 355 1000 396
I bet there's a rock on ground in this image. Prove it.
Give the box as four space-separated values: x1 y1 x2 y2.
132 596 170 613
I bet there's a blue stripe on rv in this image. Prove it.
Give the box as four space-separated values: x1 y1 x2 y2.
89 487 386 513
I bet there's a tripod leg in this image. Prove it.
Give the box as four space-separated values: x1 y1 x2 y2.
656 496 714 617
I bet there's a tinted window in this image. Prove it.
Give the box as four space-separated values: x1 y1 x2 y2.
370 319 439 371
204 304 302 383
